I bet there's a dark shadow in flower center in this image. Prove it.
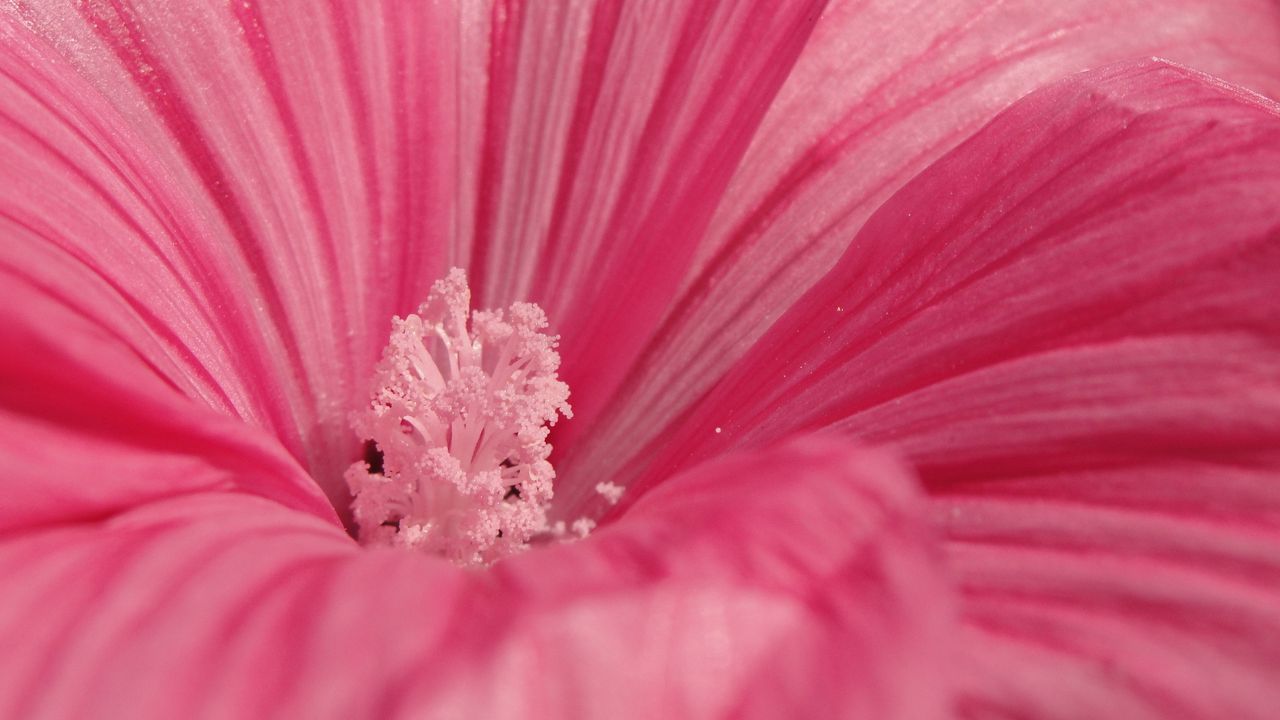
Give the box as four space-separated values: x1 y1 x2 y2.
363 440 385 476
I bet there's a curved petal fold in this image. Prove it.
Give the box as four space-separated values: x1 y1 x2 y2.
0 438 953 719
568 0 1280 484
0 263 334 531
1 1 463 506
618 59 1280 718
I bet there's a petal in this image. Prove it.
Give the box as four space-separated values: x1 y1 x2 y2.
462 0 828 445
0 438 954 719
0 15 338 527
628 59 1280 485
3 1 830 510
0 258 334 531
622 60 1280 717
1 1 463 507
566 0 1280 486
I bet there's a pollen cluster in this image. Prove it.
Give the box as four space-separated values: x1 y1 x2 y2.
345 268 572 566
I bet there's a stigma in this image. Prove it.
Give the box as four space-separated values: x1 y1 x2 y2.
344 268 572 566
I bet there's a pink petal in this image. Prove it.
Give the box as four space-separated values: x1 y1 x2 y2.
2 1 467 509
565 0 1280 487
629 58 1280 482
472 1 828 446
0 438 953 719
621 60 1280 717
0 260 334 530
3 1 831 510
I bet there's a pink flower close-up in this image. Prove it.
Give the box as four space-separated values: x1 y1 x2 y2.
3 0 1279 718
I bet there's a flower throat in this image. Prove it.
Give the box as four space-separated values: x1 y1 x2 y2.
344 268 572 566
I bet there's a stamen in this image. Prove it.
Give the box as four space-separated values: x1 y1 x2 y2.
345 268 572 566
571 518 596 538
595 481 624 506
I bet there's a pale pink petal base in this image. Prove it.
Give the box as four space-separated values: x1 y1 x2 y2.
0 438 952 719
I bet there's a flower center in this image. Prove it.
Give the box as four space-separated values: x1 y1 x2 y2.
344 268 572 566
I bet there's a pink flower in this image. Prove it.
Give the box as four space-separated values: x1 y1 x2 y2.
2 1 1279 718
